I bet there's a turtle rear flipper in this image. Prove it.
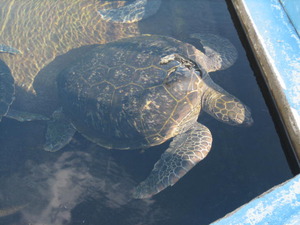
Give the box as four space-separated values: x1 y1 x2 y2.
98 0 161 23
190 33 238 72
0 203 28 217
133 122 212 199
44 108 76 152
0 44 21 54
5 109 49 122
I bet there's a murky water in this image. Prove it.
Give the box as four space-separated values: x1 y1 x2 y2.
0 0 296 224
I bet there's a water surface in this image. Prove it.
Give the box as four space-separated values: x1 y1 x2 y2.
0 0 295 224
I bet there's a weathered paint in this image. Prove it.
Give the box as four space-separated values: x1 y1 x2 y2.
280 0 300 36
232 0 300 159
211 174 300 224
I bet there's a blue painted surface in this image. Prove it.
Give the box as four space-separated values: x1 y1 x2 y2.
280 0 300 36
246 0 300 115
240 0 300 138
211 175 300 225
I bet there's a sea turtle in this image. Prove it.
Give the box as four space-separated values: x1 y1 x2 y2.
0 59 47 122
0 0 146 115
44 34 253 198
0 60 14 121
98 0 161 23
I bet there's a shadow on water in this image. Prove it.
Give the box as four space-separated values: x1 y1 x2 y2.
0 0 297 225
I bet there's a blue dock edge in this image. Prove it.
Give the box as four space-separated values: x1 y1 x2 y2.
211 175 300 225
211 0 300 224
231 0 300 160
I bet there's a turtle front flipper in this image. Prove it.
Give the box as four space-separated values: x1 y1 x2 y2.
0 44 21 55
98 0 161 23
203 78 253 126
133 122 212 199
44 108 76 152
190 33 238 72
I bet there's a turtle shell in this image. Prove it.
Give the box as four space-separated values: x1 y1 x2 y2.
57 35 203 149
0 60 14 120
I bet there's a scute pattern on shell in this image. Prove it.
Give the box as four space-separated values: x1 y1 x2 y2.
58 35 203 149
